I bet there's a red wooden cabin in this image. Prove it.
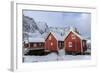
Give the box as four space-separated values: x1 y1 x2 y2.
64 29 87 54
45 32 64 52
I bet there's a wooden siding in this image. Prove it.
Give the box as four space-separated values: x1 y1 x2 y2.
64 31 82 53
45 33 58 52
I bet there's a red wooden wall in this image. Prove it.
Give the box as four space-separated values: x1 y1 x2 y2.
45 33 58 52
64 32 82 53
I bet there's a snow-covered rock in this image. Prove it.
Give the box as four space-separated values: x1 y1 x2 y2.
23 15 38 33
36 21 49 34
23 15 49 39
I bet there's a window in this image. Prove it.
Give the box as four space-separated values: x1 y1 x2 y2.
49 35 52 40
39 43 42 47
83 41 85 47
41 43 44 46
59 42 62 47
30 43 33 47
51 42 53 46
71 34 76 39
58 41 64 49
39 43 44 47
68 42 72 47
34 43 37 47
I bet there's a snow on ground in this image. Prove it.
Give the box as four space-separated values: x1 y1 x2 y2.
23 53 58 62
23 49 91 63
23 54 91 62
85 49 91 53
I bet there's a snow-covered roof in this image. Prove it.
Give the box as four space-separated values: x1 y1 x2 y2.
23 38 29 44
28 37 45 42
64 29 86 40
46 31 64 41
71 30 85 40
24 40 29 44
52 32 64 41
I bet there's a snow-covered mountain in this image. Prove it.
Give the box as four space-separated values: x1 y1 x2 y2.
23 15 38 33
49 27 69 36
23 15 49 39
23 15 90 41
23 15 68 39
36 21 49 34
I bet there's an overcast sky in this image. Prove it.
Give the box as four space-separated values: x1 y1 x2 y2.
23 10 91 38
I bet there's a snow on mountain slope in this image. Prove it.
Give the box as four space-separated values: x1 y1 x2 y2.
23 15 49 39
23 15 90 42
23 15 38 33
36 21 49 34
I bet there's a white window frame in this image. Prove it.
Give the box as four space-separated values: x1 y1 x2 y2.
71 34 76 39
68 42 72 47
51 42 53 46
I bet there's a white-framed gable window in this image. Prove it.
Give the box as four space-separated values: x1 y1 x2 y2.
51 42 53 46
71 34 76 39
68 42 72 47
49 35 52 40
